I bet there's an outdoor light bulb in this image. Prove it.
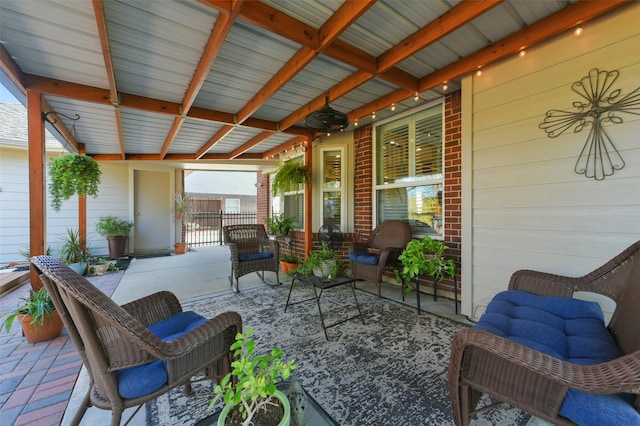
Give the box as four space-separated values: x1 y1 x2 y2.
442 83 449 91
354 119 358 127
391 103 396 111
476 69 482 76
574 25 583 36
414 92 419 101
519 49 526 57
372 111 376 119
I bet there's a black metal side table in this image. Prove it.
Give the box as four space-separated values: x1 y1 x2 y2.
284 274 365 339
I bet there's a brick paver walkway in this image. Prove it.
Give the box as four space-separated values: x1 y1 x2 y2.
0 271 124 426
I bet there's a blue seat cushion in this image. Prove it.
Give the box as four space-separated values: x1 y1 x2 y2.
348 251 379 265
115 310 207 399
238 252 273 262
474 290 639 426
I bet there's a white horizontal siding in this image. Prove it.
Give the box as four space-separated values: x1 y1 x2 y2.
463 4 640 319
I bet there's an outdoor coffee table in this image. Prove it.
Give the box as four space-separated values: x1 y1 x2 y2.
285 274 365 340
195 380 338 425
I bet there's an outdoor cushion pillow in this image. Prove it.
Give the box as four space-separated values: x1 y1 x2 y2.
115 311 208 399
474 290 639 426
348 251 379 265
238 252 273 262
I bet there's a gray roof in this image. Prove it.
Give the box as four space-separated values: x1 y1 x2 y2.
0 103 62 150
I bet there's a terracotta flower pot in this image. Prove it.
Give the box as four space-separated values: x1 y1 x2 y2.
175 243 187 255
19 311 63 344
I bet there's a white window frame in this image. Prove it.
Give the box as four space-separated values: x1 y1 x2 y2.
372 99 445 238
319 146 346 230
225 198 240 213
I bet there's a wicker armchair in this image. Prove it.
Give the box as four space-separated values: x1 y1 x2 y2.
31 256 242 426
223 224 280 293
448 241 640 426
349 220 413 297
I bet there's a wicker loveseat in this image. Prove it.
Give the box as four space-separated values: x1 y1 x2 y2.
31 256 242 426
449 241 640 426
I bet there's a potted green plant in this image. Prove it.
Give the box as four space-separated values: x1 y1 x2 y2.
174 192 194 255
279 253 301 274
95 215 134 259
265 213 295 236
88 256 110 275
59 228 89 275
295 241 339 278
3 287 63 343
271 158 310 197
48 153 102 212
210 328 296 426
395 236 456 296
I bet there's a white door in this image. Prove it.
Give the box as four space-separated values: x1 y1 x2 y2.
133 170 171 255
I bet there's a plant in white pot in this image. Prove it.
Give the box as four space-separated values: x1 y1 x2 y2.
95 215 134 259
210 328 296 426
173 191 194 254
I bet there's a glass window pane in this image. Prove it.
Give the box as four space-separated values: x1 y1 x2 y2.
225 199 240 212
415 113 442 179
323 150 342 188
323 191 341 227
377 185 442 236
284 194 304 229
378 123 409 185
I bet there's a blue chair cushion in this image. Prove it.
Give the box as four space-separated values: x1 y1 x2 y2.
348 251 379 265
115 310 207 399
238 252 273 262
474 290 639 426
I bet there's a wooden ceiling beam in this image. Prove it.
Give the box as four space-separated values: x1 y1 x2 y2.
159 117 185 159
262 136 308 160
229 131 275 159
42 100 81 153
195 124 235 159
92 0 118 105
0 43 26 93
235 0 374 124
24 75 112 105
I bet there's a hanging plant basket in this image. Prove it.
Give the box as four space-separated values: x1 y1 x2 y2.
272 158 310 197
49 153 102 211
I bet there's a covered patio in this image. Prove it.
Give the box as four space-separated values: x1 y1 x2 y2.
0 247 463 425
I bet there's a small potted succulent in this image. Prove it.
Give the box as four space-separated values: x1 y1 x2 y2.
3 287 63 343
95 215 134 259
210 328 296 426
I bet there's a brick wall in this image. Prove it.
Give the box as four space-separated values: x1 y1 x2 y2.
256 173 270 226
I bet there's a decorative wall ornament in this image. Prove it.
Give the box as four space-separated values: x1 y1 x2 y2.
539 68 640 180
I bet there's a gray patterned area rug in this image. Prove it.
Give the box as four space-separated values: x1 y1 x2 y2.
146 284 530 425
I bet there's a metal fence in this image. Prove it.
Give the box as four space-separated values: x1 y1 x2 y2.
185 209 257 247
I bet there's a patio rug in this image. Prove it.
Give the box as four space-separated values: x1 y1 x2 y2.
146 284 531 426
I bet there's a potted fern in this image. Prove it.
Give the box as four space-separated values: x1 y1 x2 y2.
48 153 102 212
210 328 296 426
96 215 134 259
272 158 310 197
3 287 63 343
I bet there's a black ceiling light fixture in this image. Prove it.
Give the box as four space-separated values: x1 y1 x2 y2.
304 95 349 135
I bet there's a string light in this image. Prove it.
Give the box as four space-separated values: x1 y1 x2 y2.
391 103 396 112
354 119 358 127
519 49 526 57
442 82 449 91
414 91 419 101
476 68 482 77
574 25 583 36
371 111 376 120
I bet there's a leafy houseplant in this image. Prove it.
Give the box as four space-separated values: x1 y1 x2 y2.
3 288 63 343
271 158 310 197
279 253 300 274
295 241 340 278
95 215 134 259
174 192 194 254
48 153 102 212
59 228 89 275
265 214 295 236
210 328 296 426
395 236 456 296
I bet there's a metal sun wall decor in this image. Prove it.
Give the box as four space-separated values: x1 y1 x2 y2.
539 68 640 180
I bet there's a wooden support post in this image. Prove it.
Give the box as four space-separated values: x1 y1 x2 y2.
304 143 312 257
27 90 46 288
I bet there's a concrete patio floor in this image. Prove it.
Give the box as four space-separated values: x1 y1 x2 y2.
0 245 466 425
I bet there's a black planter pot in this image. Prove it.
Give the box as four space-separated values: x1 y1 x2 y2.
107 236 127 259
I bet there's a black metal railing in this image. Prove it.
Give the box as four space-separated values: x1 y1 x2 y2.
185 210 257 247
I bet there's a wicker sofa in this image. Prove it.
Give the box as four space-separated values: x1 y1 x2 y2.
449 241 640 426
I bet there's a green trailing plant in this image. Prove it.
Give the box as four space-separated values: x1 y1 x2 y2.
48 153 102 211
295 241 337 277
395 236 456 296
271 158 310 197
59 228 89 264
280 253 301 264
209 328 296 426
265 213 295 235
3 287 56 332
95 215 134 238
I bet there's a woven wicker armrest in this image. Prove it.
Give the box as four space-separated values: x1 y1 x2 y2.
508 269 584 297
451 329 640 395
121 291 183 327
